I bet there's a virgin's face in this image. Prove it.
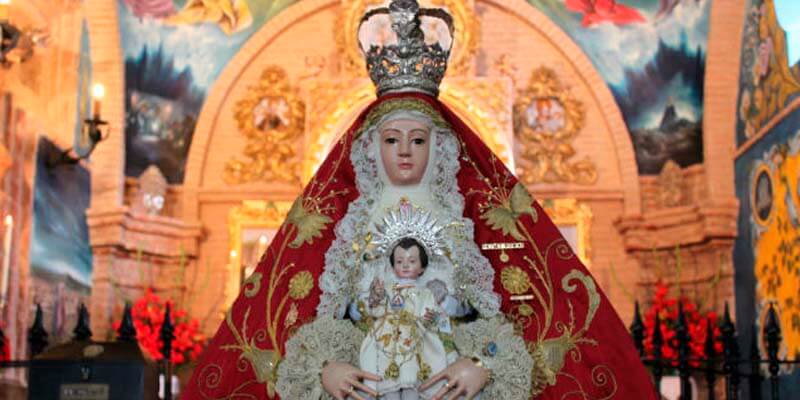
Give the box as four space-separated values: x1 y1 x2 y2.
379 118 431 186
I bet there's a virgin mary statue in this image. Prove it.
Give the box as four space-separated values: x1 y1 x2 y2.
184 1 656 399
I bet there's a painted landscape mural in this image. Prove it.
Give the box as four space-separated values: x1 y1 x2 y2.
119 0 298 183
527 0 710 174
29 138 93 342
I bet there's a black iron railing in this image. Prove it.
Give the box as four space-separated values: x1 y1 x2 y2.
0 302 176 400
630 301 800 400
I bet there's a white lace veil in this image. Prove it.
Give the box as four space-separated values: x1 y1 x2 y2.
317 109 500 318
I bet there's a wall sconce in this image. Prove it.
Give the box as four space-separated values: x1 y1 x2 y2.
0 0 18 67
47 84 110 168
0 0 48 67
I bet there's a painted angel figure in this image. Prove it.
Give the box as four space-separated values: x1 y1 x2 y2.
184 1 656 399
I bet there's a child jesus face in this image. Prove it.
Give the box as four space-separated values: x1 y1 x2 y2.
392 245 424 280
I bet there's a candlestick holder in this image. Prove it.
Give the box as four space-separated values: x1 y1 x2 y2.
47 116 109 168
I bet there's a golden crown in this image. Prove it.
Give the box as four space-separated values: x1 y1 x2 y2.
358 0 454 97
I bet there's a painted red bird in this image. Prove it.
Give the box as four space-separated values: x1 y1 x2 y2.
565 0 646 27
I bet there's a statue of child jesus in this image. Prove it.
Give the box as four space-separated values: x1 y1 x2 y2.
350 237 455 399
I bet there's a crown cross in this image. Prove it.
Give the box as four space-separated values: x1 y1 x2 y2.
359 0 454 97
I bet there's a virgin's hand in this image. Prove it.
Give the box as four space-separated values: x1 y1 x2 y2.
419 358 489 400
321 360 382 400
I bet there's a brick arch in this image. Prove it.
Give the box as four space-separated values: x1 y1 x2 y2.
186 0 641 215
488 0 641 215
183 0 338 195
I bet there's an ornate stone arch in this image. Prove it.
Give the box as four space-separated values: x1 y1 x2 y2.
185 0 641 216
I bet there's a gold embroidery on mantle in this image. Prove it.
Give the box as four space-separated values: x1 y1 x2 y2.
243 272 262 298
226 200 293 312
286 195 338 249
500 266 532 295
458 138 615 397
288 271 314 299
541 198 593 267
225 65 305 185
478 182 537 241
213 132 353 397
514 67 597 185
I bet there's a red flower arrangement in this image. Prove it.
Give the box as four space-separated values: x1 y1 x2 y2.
643 281 724 367
113 288 206 367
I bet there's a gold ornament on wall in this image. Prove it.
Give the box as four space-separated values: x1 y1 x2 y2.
336 0 479 77
225 66 305 186
513 67 597 185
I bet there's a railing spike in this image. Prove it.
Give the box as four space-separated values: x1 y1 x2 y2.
73 303 92 341
704 317 717 400
116 302 137 342
748 324 763 400
652 311 664 394
763 302 781 400
28 304 48 357
630 300 645 357
675 300 692 399
720 302 740 400
160 302 176 400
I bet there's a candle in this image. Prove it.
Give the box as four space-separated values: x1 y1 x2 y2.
258 235 269 254
0 0 10 22
0 215 12 308
91 83 105 120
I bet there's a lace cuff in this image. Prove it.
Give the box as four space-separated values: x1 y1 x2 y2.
276 316 364 399
453 317 533 399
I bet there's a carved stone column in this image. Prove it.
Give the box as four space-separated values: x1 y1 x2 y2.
615 164 738 310
87 207 203 339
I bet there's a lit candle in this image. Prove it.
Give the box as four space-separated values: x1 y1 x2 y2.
0 215 12 308
92 83 105 120
0 0 10 22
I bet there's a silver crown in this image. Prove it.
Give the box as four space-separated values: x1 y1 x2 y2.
358 0 454 97
371 203 447 259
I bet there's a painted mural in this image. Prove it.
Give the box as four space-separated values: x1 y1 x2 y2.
527 0 709 174
29 137 93 341
119 0 298 183
737 0 800 145
734 110 800 396
734 1 800 393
